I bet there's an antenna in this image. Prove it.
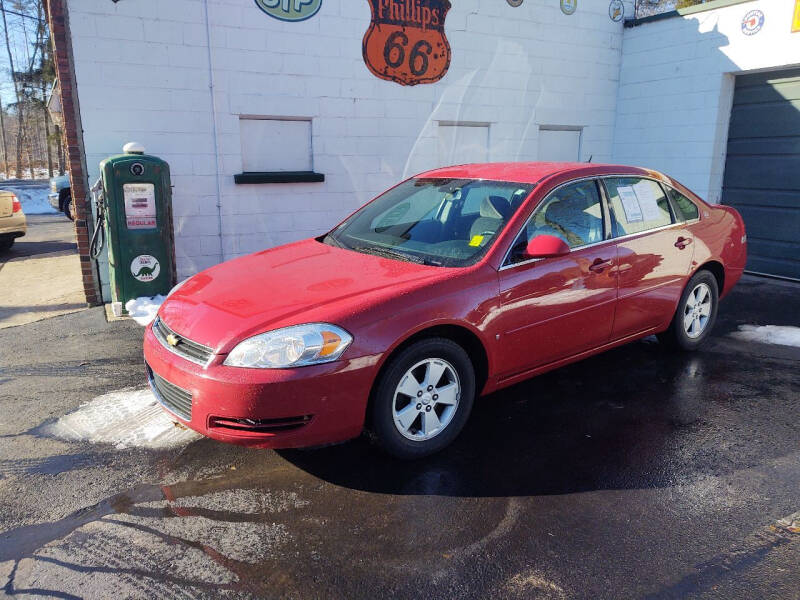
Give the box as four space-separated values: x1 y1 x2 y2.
587 155 593 163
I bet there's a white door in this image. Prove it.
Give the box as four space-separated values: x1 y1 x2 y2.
537 128 582 161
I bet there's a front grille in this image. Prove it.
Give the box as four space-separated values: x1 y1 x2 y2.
148 366 193 421
152 317 214 366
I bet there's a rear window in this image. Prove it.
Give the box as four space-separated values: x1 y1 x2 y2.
603 177 674 237
668 187 699 221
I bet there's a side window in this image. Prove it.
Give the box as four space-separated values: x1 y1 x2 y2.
506 180 604 264
667 187 699 221
604 178 674 236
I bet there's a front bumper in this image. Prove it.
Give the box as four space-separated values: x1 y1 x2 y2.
143 323 377 449
48 192 60 210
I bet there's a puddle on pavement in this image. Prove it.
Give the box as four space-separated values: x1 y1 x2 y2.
0 452 514 597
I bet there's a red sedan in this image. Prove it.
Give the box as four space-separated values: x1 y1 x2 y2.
144 163 747 458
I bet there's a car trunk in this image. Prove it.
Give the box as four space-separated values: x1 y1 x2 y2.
0 191 15 217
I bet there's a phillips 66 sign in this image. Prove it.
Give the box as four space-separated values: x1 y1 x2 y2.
362 0 452 86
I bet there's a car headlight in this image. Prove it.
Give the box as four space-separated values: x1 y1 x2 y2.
224 323 353 369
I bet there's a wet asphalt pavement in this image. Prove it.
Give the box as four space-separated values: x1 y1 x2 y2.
0 275 798 599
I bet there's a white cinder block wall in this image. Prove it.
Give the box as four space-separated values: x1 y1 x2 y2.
67 0 633 285
613 0 800 204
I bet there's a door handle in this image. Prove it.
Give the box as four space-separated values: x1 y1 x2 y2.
675 236 692 250
589 258 613 273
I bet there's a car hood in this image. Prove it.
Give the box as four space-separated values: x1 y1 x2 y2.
158 238 446 352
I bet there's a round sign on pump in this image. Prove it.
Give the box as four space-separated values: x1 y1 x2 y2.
130 255 161 282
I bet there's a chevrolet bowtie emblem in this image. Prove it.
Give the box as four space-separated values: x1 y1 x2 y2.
166 333 180 347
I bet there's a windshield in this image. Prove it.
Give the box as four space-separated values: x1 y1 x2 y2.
324 178 535 267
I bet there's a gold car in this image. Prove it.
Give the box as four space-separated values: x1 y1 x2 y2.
0 190 26 251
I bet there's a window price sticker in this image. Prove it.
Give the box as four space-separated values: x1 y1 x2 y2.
617 186 643 222
123 183 157 229
633 181 664 222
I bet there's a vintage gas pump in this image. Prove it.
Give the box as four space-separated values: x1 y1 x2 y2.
91 143 175 316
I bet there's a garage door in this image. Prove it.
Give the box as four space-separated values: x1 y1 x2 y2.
722 68 800 280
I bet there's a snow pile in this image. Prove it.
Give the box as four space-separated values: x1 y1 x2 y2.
731 325 800 348
1 184 58 214
40 388 201 449
125 295 165 325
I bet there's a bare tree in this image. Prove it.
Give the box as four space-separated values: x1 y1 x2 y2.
0 0 24 178
0 0 56 180
37 0 51 176
0 94 7 176
55 123 64 174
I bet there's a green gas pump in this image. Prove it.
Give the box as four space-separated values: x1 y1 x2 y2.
91 143 175 315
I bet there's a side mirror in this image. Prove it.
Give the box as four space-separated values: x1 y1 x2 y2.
524 235 570 258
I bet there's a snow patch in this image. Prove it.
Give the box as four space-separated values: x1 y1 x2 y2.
125 295 165 326
1 185 58 214
730 325 800 348
41 388 201 449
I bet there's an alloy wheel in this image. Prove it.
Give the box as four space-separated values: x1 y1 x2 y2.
683 282 713 339
392 358 461 441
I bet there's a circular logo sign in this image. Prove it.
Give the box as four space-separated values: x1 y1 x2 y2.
130 162 144 176
741 9 764 35
506 0 523 6
609 0 624 22
560 0 577 15
255 0 322 22
130 255 160 282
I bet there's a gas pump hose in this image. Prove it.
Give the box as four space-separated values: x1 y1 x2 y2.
89 178 106 260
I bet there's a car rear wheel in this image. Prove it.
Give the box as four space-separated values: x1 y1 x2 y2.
369 337 475 459
0 237 14 252
658 270 719 351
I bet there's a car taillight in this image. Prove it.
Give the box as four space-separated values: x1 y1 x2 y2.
11 196 21 213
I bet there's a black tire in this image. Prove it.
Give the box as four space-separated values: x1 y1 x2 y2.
0 237 14 252
60 189 73 221
369 337 476 459
657 270 719 351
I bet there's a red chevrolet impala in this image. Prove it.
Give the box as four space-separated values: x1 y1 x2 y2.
144 163 746 458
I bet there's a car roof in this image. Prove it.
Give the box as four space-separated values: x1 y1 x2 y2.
415 162 656 185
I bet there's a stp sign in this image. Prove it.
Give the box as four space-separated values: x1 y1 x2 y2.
255 0 322 22
362 0 452 86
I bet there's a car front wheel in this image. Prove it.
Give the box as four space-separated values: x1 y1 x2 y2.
60 189 73 221
658 270 719 351
369 337 475 459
